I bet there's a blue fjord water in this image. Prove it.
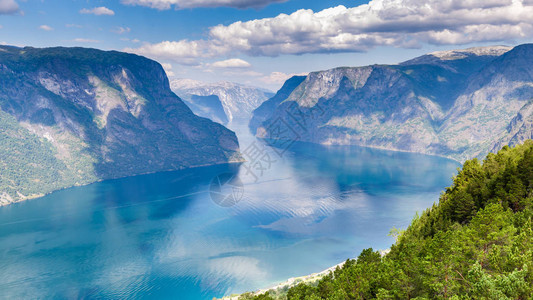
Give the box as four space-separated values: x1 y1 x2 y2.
0 122 460 299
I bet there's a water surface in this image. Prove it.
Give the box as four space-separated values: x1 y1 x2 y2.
0 121 460 299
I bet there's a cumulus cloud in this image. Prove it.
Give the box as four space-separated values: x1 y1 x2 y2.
211 58 251 68
127 0 533 64
161 63 175 77
121 0 287 9
124 40 211 65
79 7 115 16
0 0 19 15
207 0 533 56
39 25 53 31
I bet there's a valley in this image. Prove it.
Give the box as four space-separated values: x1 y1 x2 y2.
1 41 532 300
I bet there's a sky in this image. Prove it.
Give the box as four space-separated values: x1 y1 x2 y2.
1 0 533 91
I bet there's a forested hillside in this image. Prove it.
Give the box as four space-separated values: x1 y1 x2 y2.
0 46 241 204
243 141 533 299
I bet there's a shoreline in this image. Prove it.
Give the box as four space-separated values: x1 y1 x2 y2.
220 250 390 300
2 135 465 207
257 136 465 164
219 261 347 300
0 159 244 207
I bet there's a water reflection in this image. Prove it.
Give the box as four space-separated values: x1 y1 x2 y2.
0 122 459 299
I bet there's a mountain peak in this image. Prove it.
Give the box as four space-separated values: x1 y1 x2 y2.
500 43 533 59
250 43 533 163
169 78 205 90
0 46 241 205
401 45 512 67
427 45 512 60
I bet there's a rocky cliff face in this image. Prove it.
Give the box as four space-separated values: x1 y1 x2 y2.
170 79 273 122
250 45 533 162
0 46 241 205
181 94 229 124
249 75 306 132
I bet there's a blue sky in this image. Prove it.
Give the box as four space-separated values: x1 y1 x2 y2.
1 0 533 90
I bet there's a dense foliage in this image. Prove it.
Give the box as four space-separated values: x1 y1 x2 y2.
0 110 97 202
245 142 533 299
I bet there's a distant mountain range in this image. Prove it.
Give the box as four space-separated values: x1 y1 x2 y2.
250 44 533 162
0 46 241 205
171 79 274 123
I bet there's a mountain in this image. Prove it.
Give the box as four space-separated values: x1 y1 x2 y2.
249 75 306 131
243 141 533 299
0 45 241 205
170 79 274 122
249 44 533 162
181 94 229 124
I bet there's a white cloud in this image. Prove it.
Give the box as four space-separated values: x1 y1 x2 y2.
121 0 286 9
124 40 210 65
211 58 251 68
121 38 141 43
206 0 533 56
161 63 175 77
112 27 131 34
80 7 115 16
73 38 100 43
39 25 53 31
127 0 533 64
0 0 19 15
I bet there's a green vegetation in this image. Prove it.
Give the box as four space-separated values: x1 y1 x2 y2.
0 110 97 203
244 141 533 299
0 110 63 201
0 45 240 204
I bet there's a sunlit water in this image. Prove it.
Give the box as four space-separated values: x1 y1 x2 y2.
0 121 460 299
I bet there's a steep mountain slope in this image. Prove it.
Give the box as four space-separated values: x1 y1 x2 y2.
249 75 306 132
440 44 533 160
250 45 533 162
181 94 229 124
492 100 533 152
0 46 241 205
170 79 274 122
